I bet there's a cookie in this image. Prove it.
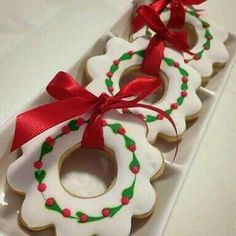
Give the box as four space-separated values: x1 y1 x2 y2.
86 37 202 143
132 4 229 82
7 110 164 236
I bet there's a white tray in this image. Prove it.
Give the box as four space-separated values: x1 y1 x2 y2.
0 2 236 236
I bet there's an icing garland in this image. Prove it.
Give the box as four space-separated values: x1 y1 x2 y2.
34 118 140 223
160 7 213 63
104 50 189 123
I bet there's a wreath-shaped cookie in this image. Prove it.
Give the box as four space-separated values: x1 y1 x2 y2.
86 37 202 143
132 4 229 81
7 111 164 236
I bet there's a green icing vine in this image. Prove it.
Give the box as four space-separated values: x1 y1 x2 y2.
34 119 140 224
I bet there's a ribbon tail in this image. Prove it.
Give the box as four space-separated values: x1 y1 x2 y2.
168 1 186 28
81 114 104 150
11 98 97 151
141 36 165 76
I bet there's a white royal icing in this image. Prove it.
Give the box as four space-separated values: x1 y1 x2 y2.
7 111 163 236
86 37 202 143
133 5 229 78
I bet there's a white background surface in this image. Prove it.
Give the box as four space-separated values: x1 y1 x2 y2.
0 1 235 236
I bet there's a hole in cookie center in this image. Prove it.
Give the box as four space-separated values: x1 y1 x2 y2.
60 146 117 198
119 65 167 104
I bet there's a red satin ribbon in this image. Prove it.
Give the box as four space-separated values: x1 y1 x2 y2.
11 72 178 159
136 5 189 76
132 0 206 31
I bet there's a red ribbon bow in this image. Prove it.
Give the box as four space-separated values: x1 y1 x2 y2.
135 5 189 76
133 0 206 31
11 72 178 158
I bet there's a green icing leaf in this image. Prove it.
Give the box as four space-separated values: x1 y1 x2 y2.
177 96 184 106
105 79 113 87
122 178 136 199
197 50 204 60
45 200 61 213
40 142 53 159
135 50 145 57
205 29 211 38
119 53 132 61
165 109 172 115
35 170 46 183
68 120 79 131
187 10 196 16
163 57 174 66
109 205 123 217
129 153 140 170
107 123 122 134
86 216 104 223
145 115 157 123
124 135 135 149
76 211 83 218
181 82 188 91
179 68 189 77
110 64 119 73
203 40 211 48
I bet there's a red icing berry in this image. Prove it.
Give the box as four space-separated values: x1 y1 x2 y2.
108 86 114 93
181 91 188 97
106 72 113 78
184 59 189 64
128 50 134 56
193 54 200 60
132 166 140 174
80 214 88 223
182 77 188 83
77 118 85 126
118 127 126 135
171 103 178 110
46 136 55 146
46 198 55 207
101 119 107 127
157 113 164 120
173 61 180 68
195 12 201 18
62 208 71 218
113 60 120 65
34 161 43 169
38 183 47 192
121 197 129 205
122 108 129 113
204 45 210 50
102 209 110 217
128 144 136 152
62 126 70 134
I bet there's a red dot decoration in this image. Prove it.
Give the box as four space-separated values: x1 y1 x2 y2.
34 161 43 169
62 208 71 218
62 126 70 134
128 50 134 56
77 118 85 126
171 103 178 110
132 166 140 174
46 137 55 146
46 198 55 207
184 59 189 64
101 119 107 127
113 60 120 65
118 127 126 135
193 54 200 60
102 209 110 217
121 197 129 205
38 183 47 192
108 86 114 93
106 72 113 78
181 91 188 97
204 45 210 50
173 61 180 68
80 214 88 223
128 144 136 152
182 77 188 83
157 113 164 120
